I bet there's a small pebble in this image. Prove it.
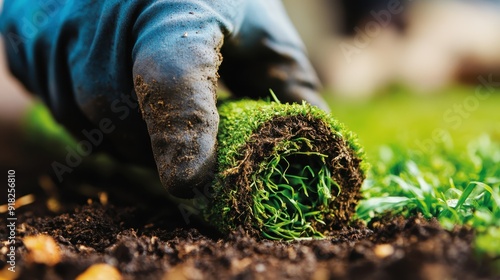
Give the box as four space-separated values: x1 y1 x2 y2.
23 235 61 266
255 263 266 273
374 244 395 258
98 192 108 206
76 264 122 280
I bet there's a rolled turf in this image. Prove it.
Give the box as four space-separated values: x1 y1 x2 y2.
204 99 367 240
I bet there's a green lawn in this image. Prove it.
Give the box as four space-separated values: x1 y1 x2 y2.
325 85 500 266
326 86 500 157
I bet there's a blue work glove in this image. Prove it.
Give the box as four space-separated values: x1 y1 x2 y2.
0 0 326 198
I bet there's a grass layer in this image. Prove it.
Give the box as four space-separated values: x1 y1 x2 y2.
205 100 367 239
357 136 500 266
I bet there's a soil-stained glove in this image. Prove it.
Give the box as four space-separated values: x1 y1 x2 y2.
0 0 326 198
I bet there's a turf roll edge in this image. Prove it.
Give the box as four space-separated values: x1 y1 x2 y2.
204 100 367 240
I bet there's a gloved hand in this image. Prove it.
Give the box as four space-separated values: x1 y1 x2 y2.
0 0 327 198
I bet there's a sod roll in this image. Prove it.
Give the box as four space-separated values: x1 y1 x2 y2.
205 100 367 240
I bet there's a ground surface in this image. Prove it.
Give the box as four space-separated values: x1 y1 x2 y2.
0 185 497 280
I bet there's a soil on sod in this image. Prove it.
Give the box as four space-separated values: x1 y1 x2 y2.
0 184 496 280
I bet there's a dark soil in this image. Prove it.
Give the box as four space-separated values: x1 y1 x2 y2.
0 178 497 280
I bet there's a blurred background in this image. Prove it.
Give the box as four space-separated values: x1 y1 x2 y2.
282 0 500 157
284 0 500 97
1 0 499 170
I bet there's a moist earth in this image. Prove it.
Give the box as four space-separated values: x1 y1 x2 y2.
0 182 496 280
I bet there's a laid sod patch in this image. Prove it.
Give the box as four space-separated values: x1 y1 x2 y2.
356 135 500 267
205 100 367 239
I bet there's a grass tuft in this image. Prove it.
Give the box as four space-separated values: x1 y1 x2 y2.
253 149 339 240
